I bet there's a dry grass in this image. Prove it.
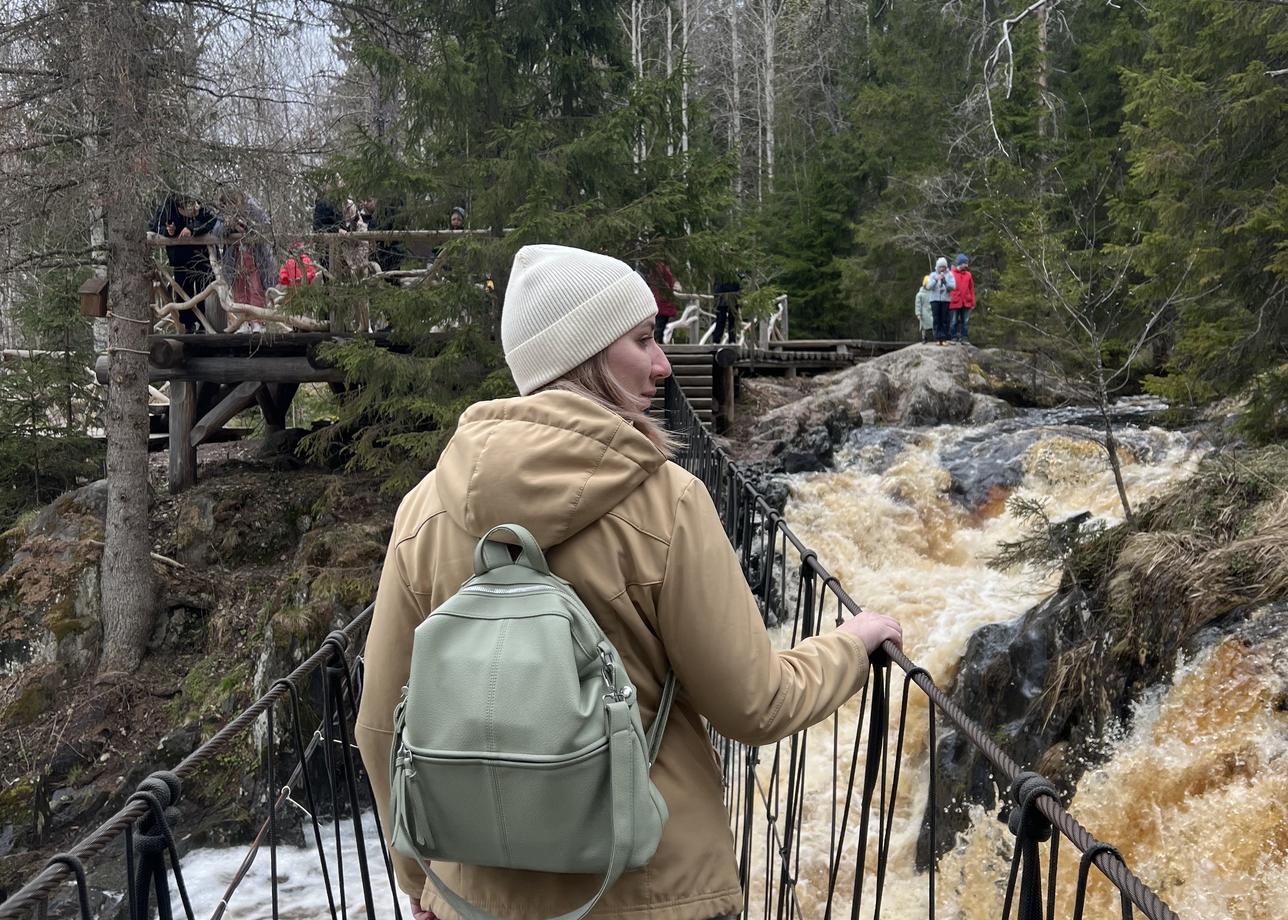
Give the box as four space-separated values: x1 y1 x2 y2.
1042 446 1288 737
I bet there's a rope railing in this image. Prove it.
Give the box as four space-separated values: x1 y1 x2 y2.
663 375 1179 920
1 382 1181 920
0 609 401 920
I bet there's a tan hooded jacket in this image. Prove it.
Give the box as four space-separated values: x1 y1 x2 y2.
356 390 870 920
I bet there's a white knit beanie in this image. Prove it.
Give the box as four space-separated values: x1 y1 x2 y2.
502 244 659 395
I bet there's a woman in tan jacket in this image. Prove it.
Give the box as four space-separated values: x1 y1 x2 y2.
356 244 903 920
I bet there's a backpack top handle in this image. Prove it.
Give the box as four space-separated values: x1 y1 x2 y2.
473 523 552 576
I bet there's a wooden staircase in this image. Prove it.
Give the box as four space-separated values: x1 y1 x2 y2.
654 344 716 426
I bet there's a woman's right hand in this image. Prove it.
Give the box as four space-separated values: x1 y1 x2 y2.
409 895 437 920
838 610 903 656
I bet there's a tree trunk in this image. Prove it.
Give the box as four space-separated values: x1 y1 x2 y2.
730 0 741 200
680 0 689 159
1037 1 1051 141
99 0 156 674
666 1 674 157
631 0 645 166
762 3 776 194
1095 364 1134 527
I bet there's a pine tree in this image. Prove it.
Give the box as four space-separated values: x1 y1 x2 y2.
305 0 734 492
1117 0 1288 418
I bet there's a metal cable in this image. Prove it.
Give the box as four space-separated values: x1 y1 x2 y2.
664 378 1180 920
0 607 373 917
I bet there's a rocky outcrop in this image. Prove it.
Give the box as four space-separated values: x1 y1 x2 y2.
0 462 396 896
915 585 1088 866
736 344 1067 468
916 445 1288 867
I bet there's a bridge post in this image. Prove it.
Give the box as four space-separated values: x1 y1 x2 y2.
167 380 197 493
713 346 737 434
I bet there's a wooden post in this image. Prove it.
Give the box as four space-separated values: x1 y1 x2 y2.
328 238 341 331
713 346 737 434
256 382 298 431
168 380 197 492
190 381 262 447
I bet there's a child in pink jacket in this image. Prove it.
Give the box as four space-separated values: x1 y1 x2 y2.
279 243 318 287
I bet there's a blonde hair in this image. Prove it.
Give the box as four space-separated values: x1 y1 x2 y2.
542 350 679 457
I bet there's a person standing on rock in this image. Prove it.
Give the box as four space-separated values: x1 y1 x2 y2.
915 273 935 343
927 256 956 345
949 253 976 343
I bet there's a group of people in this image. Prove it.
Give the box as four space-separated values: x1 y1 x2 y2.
149 190 279 333
150 186 470 334
915 253 976 344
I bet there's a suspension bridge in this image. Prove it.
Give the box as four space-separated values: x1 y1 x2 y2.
0 379 1180 920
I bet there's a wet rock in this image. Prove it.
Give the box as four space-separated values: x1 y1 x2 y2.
742 345 1067 466
916 586 1088 868
968 394 1015 424
778 426 835 474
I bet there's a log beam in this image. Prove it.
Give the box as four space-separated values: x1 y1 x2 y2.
96 354 345 385
189 381 262 448
257 382 298 431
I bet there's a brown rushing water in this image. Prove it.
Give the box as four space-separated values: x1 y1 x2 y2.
750 406 1287 920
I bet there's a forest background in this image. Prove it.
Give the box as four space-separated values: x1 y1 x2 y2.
0 0 1284 665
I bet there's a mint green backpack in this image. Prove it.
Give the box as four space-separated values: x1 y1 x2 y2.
389 524 676 920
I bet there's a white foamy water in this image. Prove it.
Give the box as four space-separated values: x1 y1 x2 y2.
173 811 400 919
741 402 1284 920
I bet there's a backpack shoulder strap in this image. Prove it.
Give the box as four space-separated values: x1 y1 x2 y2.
646 671 677 766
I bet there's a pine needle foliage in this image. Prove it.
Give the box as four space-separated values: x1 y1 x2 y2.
303 0 734 493
990 496 1105 580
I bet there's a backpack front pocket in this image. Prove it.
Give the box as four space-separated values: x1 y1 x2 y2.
394 741 617 874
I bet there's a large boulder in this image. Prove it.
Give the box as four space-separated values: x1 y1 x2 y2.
738 345 1067 466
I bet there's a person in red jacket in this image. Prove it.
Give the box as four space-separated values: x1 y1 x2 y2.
279 242 318 287
949 253 976 343
648 260 681 343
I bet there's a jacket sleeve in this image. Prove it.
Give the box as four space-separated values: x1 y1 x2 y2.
356 504 430 899
946 271 956 290
966 274 976 307
655 481 869 746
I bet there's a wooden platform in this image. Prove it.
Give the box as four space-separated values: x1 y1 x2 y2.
101 333 912 491
96 332 421 493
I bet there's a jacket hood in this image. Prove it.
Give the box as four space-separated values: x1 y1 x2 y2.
434 389 667 548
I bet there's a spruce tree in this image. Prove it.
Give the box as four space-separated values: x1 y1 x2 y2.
1117 0 1288 418
305 0 733 492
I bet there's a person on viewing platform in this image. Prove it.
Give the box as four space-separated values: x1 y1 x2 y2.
355 243 903 920
150 194 217 333
279 242 318 287
361 196 406 276
949 253 976 343
647 259 680 343
214 188 277 333
926 256 955 345
915 274 935 343
712 273 742 345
